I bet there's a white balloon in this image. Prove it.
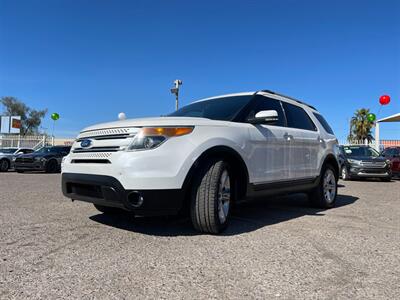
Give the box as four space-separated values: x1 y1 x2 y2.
118 112 126 120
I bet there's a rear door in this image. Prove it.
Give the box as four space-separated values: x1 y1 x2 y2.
281 101 321 179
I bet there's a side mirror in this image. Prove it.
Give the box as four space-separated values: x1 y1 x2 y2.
248 110 279 125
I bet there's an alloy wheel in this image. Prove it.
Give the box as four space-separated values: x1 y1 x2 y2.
217 169 231 224
323 169 336 203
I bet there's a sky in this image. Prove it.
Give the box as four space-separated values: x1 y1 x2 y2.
0 0 399 140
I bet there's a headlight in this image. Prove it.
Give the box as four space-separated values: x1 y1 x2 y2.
12 157 17 161
127 127 194 151
347 159 360 165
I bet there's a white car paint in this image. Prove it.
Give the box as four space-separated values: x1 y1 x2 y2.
62 91 338 192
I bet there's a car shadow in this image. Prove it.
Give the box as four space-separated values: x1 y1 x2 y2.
89 193 359 237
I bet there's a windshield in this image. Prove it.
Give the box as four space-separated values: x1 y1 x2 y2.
168 95 252 121
35 147 70 154
0 148 18 154
342 146 380 158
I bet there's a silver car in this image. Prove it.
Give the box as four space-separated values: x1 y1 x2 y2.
0 148 34 172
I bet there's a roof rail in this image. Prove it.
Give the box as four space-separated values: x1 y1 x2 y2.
259 89 317 111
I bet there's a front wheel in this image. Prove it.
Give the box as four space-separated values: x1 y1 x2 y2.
309 164 338 208
0 159 9 172
45 159 59 173
190 160 232 234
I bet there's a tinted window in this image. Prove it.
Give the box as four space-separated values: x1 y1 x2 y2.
168 96 252 121
282 102 317 131
313 113 334 134
382 148 394 157
0 148 18 154
243 95 285 127
36 147 70 154
342 146 380 157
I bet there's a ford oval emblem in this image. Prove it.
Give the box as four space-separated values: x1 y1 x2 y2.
80 139 92 148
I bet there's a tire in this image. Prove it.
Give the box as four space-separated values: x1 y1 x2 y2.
341 165 350 181
0 159 10 172
190 159 232 234
45 159 59 173
16 170 24 173
309 164 338 209
93 204 123 214
381 176 392 182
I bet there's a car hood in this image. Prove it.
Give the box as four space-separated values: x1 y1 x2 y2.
19 152 54 159
81 117 234 132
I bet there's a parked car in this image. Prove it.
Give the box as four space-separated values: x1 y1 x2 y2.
0 147 34 172
339 145 392 181
381 146 400 178
62 90 339 233
15 146 71 173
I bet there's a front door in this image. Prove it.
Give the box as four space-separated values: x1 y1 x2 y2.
243 95 289 183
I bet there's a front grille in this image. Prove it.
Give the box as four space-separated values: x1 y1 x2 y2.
78 128 137 139
362 169 386 174
71 159 111 164
76 134 131 141
360 161 386 168
72 146 120 153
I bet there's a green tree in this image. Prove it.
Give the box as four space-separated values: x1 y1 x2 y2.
348 108 374 142
1 96 47 135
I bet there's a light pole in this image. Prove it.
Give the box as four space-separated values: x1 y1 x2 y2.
170 79 182 111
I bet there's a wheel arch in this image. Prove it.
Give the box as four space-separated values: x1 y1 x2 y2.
182 145 249 202
322 154 339 180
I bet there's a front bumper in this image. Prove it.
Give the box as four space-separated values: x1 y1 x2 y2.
62 173 185 216
347 166 392 178
14 161 45 171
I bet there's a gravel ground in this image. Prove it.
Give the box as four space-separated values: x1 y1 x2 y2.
0 173 399 299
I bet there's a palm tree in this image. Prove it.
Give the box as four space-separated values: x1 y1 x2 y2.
348 108 374 143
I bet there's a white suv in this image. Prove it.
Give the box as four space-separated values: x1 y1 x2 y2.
62 90 339 233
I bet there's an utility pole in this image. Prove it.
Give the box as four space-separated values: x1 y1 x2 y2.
170 79 182 110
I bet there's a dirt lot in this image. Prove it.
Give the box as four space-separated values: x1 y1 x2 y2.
0 173 399 299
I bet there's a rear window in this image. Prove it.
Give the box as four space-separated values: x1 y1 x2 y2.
313 113 334 135
282 102 317 131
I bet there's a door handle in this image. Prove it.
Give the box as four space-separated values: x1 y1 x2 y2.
284 133 293 141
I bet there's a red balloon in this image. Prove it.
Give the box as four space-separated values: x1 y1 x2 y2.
379 95 390 105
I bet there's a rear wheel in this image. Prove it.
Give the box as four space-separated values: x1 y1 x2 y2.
190 159 232 234
93 204 124 214
381 176 392 182
45 159 59 173
0 159 9 172
16 170 24 173
309 164 338 208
